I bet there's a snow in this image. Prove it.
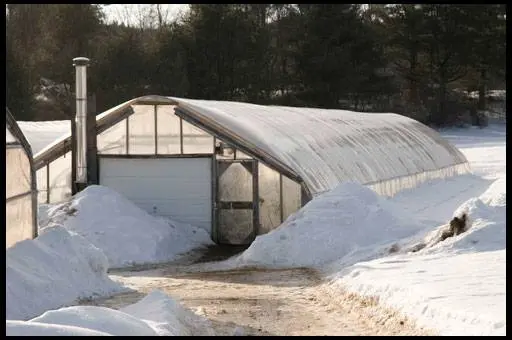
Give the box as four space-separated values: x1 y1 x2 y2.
226 182 431 269
7 290 215 336
224 124 505 336
18 120 70 155
324 125 506 336
39 185 214 268
6 226 124 321
173 97 469 196
120 290 215 336
6 320 111 336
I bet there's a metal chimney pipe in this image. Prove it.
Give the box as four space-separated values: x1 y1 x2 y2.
73 57 90 185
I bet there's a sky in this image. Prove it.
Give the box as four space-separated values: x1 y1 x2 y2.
100 4 189 26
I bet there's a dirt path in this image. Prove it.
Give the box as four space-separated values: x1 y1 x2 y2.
81 247 434 336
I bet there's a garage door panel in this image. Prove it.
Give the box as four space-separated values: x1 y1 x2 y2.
100 158 210 177
99 157 212 233
100 177 210 200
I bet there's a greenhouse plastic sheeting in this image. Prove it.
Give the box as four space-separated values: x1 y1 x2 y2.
173 98 470 196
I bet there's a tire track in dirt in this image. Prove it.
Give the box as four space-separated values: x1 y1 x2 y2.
82 261 434 336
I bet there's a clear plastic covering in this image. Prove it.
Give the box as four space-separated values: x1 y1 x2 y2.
173 98 470 196
6 108 36 248
182 120 214 154
258 163 281 234
97 119 127 154
156 105 181 154
217 161 256 244
128 105 156 154
282 175 302 221
36 166 48 204
48 151 72 203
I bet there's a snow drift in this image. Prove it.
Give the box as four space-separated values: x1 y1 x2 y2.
8 290 215 336
120 290 215 336
6 226 124 321
228 182 430 269
6 320 111 336
40 185 214 268
327 176 506 336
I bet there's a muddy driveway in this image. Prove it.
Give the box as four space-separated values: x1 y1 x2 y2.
82 245 433 336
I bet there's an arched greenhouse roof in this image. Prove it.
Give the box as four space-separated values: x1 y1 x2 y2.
33 95 470 197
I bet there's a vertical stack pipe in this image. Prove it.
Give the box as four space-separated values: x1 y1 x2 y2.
73 57 90 186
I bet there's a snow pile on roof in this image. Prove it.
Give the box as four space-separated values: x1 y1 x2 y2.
40 185 214 269
18 120 70 155
226 182 430 269
7 290 215 336
326 177 506 336
6 226 124 321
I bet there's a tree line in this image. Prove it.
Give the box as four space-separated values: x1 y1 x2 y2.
6 4 506 126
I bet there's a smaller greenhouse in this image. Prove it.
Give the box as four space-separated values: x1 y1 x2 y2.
6 107 38 248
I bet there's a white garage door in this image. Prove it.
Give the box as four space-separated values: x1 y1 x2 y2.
99 157 212 233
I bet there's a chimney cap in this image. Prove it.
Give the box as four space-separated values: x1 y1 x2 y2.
73 57 90 66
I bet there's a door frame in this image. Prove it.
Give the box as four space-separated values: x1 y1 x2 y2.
213 159 259 244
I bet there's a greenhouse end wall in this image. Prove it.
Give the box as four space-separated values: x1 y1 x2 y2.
6 146 35 248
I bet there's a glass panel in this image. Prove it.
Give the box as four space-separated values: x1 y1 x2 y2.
128 105 155 154
6 195 33 248
218 209 254 245
182 120 213 154
156 105 181 154
218 163 252 202
36 166 48 204
49 151 72 203
282 175 301 221
97 118 127 154
6 147 31 198
258 163 281 234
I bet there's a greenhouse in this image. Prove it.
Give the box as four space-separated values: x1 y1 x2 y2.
6 107 38 248
32 95 470 244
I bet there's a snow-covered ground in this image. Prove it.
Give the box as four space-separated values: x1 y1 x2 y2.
221 124 506 336
7 290 215 336
39 185 214 268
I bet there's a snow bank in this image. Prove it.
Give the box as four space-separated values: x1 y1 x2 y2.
40 185 214 268
31 306 159 336
227 182 430 269
6 226 124 321
8 290 215 336
6 320 111 336
120 290 215 336
327 177 506 336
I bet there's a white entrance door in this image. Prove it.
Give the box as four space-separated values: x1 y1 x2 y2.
99 157 212 233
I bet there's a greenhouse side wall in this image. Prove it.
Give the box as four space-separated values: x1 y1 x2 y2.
6 147 35 248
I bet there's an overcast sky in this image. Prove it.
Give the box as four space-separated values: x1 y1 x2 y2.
101 4 189 26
